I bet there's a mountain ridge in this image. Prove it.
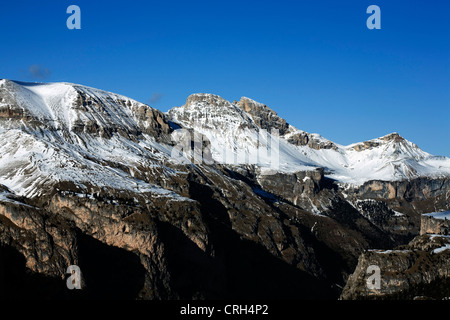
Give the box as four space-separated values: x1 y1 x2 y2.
0 79 449 299
167 89 450 184
1 79 449 191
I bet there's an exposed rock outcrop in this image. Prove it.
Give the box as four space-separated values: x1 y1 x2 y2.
238 97 289 136
354 178 449 202
340 234 450 300
420 212 450 235
287 131 338 150
256 168 324 206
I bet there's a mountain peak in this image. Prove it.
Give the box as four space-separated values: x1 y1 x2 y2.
349 132 411 152
185 93 230 109
0 79 171 142
169 93 254 129
380 132 405 142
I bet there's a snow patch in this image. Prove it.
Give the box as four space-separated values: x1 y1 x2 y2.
432 244 450 254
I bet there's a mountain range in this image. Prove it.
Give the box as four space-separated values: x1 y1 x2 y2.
0 79 449 299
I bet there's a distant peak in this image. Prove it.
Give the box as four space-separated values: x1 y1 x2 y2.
185 93 230 108
380 132 405 142
168 93 254 130
350 132 412 152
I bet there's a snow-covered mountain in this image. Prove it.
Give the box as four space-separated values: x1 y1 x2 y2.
0 79 183 199
168 93 450 184
1 80 449 200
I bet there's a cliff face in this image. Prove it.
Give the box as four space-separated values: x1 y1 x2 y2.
341 209 450 300
238 97 289 136
340 234 450 300
353 178 449 203
0 188 182 299
0 166 349 299
256 168 324 207
6 162 441 299
421 213 450 235
343 178 450 237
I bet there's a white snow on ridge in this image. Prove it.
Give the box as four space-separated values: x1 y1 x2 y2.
169 94 450 184
432 244 450 254
280 123 450 185
169 95 316 172
369 249 412 254
1 81 449 197
1 80 152 134
19 82 78 128
0 127 189 199
0 81 190 200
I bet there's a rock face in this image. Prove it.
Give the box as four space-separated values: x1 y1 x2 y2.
340 234 450 300
286 131 337 150
354 178 450 202
256 168 324 206
341 208 450 300
0 80 449 300
421 212 450 235
350 133 405 152
238 97 289 136
73 90 172 142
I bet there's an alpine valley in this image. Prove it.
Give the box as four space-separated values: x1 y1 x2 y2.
0 79 449 299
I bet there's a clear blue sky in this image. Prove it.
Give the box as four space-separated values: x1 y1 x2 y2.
1 0 449 156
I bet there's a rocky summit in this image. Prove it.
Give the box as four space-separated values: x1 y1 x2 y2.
0 80 449 299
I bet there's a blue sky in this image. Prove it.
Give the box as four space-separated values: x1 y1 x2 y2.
1 0 449 156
